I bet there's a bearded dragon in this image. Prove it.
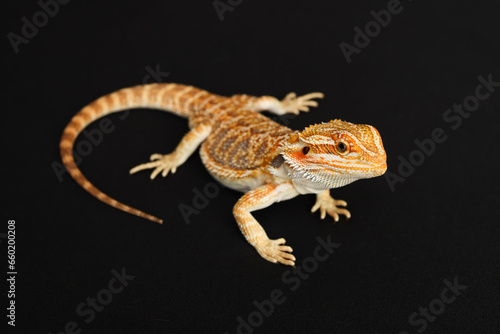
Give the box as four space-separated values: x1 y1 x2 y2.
60 83 387 266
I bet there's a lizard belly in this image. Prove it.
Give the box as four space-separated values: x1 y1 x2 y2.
207 170 269 193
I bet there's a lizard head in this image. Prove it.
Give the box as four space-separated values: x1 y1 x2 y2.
276 119 387 192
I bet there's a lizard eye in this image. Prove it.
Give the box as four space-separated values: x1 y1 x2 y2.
302 146 310 155
336 142 348 154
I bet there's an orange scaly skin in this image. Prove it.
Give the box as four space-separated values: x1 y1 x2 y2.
60 83 387 266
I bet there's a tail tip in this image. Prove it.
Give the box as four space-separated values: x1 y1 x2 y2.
150 216 163 224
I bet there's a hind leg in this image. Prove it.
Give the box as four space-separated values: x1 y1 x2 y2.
130 123 211 179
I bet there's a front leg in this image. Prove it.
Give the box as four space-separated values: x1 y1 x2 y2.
311 190 351 223
130 123 211 179
233 182 299 266
232 91 324 115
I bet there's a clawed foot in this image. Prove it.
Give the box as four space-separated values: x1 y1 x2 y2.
256 238 296 266
129 153 179 179
280 92 324 115
311 194 351 223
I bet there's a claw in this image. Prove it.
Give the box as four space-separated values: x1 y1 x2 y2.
129 161 159 175
256 238 296 266
312 194 350 223
280 91 324 115
130 153 179 180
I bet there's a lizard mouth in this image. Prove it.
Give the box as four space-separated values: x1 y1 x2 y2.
373 162 387 176
359 162 387 178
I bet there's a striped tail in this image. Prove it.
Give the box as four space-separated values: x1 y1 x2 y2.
60 83 210 224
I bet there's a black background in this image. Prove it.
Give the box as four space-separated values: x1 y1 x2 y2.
2 0 500 333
